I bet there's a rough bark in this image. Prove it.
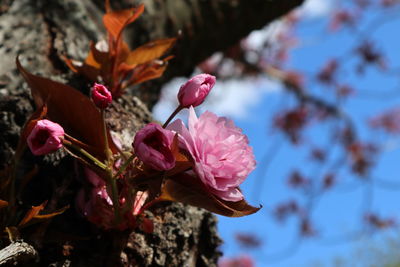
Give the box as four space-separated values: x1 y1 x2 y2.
0 0 303 266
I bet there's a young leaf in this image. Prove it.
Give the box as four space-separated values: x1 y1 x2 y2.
140 217 154 234
0 199 8 209
130 63 168 85
18 202 46 227
126 38 176 66
164 137 193 177
160 173 260 217
18 202 69 228
105 0 111 13
103 4 144 39
16 57 118 161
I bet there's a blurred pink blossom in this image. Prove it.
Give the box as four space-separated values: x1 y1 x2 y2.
329 9 356 31
219 255 254 267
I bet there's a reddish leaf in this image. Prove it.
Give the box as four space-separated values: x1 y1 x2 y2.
103 4 144 39
16 57 118 161
0 199 8 209
65 42 110 83
116 41 131 66
18 202 46 227
131 63 167 85
164 136 193 177
85 44 102 69
33 205 69 220
160 173 260 217
105 0 111 13
64 56 102 83
126 38 176 66
140 217 154 234
19 202 69 228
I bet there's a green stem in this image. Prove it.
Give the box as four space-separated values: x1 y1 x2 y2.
113 154 135 179
162 106 183 128
106 168 121 224
64 141 107 170
100 110 122 224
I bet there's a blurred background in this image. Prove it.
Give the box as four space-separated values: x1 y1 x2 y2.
154 0 400 266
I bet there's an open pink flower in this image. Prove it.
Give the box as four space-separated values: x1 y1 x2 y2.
27 119 64 155
91 83 112 109
167 107 256 201
133 123 176 171
178 73 216 108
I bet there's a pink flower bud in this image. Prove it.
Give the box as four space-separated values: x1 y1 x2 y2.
133 123 176 171
178 74 216 108
91 83 112 109
27 119 64 155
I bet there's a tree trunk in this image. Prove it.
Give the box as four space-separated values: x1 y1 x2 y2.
0 0 303 266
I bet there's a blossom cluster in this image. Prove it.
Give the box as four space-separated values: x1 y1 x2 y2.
134 74 256 201
26 73 257 229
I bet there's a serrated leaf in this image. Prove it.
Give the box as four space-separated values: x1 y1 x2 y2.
160 173 260 217
126 38 176 66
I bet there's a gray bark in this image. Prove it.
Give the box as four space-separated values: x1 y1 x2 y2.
0 0 303 266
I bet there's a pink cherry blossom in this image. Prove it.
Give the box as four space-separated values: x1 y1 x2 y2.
133 123 176 171
178 73 216 108
133 191 148 216
218 255 254 267
167 107 256 201
76 167 140 230
27 119 64 155
91 83 112 109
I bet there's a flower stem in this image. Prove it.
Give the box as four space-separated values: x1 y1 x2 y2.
106 167 121 224
101 110 112 162
100 110 122 224
163 106 183 128
113 154 135 179
63 140 107 170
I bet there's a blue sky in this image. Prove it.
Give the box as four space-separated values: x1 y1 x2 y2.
153 0 400 266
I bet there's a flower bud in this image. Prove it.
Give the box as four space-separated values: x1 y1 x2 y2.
178 74 216 108
91 83 112 109
27 119 64 155
133 123 176 171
